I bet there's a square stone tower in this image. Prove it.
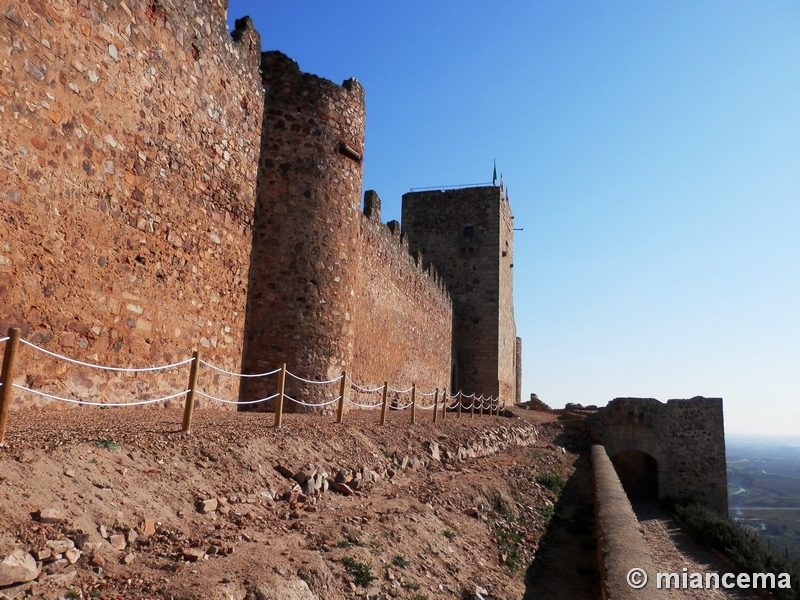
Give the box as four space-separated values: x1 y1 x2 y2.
402 186 519 402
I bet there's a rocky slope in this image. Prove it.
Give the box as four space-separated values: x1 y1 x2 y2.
0 408 576 600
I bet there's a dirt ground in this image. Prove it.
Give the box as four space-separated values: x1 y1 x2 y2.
0 406 584 600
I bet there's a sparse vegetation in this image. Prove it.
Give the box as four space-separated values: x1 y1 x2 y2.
495 526 524 572
537 470 566 496
93 438 119 450
674 502 800 600
410 595 429 600
392 554 410 568
402 579 421 590
441 528 456 540
336 539 351 548
535 503 555 521
341 556 376 587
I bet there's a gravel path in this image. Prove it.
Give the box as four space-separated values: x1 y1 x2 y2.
633 501 763 599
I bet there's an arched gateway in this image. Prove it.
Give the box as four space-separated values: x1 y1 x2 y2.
591 397 728 513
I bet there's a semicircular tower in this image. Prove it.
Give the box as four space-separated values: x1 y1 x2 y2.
241 51 365 409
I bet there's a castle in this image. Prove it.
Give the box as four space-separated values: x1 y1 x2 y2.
0 0 519 409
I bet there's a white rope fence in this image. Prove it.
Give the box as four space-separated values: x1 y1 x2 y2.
285 393 341 408
199 360 281 378
287 372 342 386
0 328 507 443
12 384 190 407
196 390 280 406
19 339 193 372
346 397 384 409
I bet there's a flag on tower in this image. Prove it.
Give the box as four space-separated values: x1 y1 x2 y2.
492 160 497 186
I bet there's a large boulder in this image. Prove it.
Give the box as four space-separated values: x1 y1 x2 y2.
0 549 39 586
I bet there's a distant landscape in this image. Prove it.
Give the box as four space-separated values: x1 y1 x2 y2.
727 434 800 561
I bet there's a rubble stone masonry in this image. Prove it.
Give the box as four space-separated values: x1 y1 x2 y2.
352 192 452 397
401 187 517 401
0 2 505 413
241 53 453 409
0 0 263 405
593 397 728 513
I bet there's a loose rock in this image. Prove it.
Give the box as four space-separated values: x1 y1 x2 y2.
0 550 39 586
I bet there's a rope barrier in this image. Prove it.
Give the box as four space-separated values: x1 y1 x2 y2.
199 360 281 378
389 401 414 411
19 339 193 373
345 377 385 393
284 393 340 408
12 384 190 407
388 386 414 394
4 333 504 425
286 371 342 385
345 398 384 409
196 390 280 405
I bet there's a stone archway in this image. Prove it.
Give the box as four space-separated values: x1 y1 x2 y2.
610 449 659 500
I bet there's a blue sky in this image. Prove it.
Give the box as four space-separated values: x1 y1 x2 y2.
226 1 800 435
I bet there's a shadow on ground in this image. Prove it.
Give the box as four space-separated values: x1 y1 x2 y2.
523 451 600 600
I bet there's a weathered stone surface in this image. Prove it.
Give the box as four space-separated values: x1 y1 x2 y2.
0 550 38 586
591 397 728 513
65 548 81 564
109 534 127 551
37 508 63 523
329 482 354 496
46 539 74 554
0 0 517 414
0 0 264 407
197 498 218 513
403 186 517 402
182 548 205 562
141 519 156 536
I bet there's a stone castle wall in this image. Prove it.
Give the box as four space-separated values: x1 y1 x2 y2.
352 192 452 395
401 187 517 401
1 3 498 413
241 53 453 408
0 0 264 407
593 397 728 513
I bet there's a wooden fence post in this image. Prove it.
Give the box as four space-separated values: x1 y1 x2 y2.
336 371 347 423
181 350 201 433
274 363 286 428
432 388 439 424
410 384 416 425
380 382 389 426
470 393 475 418
0 328 21 445
457 391 462 419
441 389 447 420
479 396 484 417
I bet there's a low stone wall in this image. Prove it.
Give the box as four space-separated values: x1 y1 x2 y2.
592 444 667 599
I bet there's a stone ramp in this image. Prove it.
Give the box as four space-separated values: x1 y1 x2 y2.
632 500 763 599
